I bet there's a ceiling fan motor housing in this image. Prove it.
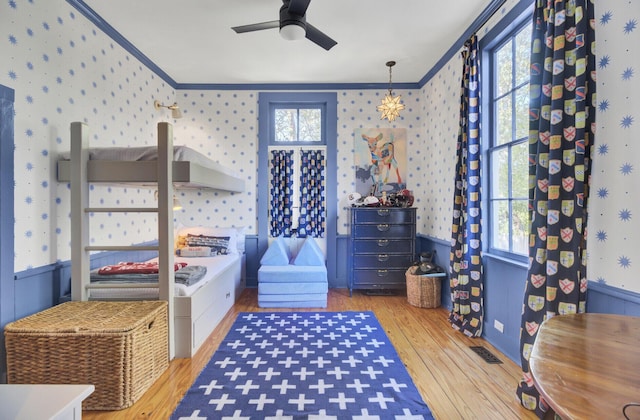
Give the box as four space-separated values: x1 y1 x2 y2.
280 1 306 31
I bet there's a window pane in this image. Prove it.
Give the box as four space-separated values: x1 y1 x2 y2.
512 199 529 255
511 141 529 199
491 200 509 251
496 41 513 96
515 24 532 86
275 109 297 142
514 85 529 140
489 19 532 258
496 96 512 145
298 109 322 142
491 148 509 199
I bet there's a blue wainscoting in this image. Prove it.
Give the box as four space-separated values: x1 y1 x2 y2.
13 264 63 320
12 233 638 370
587 281 640 317
12 237 260 318
15 244 159 314
417 235 640 365
244 235 259 288
334 235 349 289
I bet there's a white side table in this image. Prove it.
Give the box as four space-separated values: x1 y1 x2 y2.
0 384 94 420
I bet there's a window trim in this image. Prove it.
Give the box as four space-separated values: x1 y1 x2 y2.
0 84 15 377
257 92 337 283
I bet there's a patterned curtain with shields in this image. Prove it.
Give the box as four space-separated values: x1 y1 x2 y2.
269 149 294 237
449 36 484 337
516 1 595 417
297 149 326 238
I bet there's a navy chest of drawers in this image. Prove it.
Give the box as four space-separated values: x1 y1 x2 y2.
348 207 416 295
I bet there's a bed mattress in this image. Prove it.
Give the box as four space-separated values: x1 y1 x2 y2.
88 254 239 300
59 145 241 178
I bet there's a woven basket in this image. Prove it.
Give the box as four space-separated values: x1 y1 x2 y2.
4 301 168 410
406 266 442 308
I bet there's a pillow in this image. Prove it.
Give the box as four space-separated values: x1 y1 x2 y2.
234 226 247 253
260 237 291 266
177 226 239 254
186 234 231 255
293 237 325 266
176 246 212 257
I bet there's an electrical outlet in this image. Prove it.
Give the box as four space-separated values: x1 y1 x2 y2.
494 319 504 333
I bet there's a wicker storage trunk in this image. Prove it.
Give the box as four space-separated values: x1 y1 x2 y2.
406 267 443 308
4 301 168 410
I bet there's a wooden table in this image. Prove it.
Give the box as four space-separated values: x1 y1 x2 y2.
530 313 640 419
0 384 94 419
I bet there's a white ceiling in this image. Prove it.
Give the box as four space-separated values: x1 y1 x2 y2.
81 0 494 86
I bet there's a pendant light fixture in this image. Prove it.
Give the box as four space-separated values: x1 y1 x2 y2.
376 60 405 122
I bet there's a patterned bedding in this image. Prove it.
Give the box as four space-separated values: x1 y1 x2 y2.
88 254 239 299
91 263 207 286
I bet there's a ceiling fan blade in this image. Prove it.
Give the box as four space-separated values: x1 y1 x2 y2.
287 0 311 16
232 21 279 33
305 23 337 51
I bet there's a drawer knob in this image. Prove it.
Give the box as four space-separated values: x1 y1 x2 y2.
376 224 390 232
377 209 390 217
377 254 389 262
377 269 389 277
377 239 389 247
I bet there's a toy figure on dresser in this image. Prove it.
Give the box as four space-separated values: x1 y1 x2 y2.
345 189 413 208
380 191 388 206
395 189 414 207
363 196 380 207
385 189 414 208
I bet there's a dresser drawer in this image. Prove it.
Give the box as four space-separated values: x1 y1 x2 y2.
352 208 415 224
352 223 414 239
353 253 414 269
352 239 414 254
352 269 407 289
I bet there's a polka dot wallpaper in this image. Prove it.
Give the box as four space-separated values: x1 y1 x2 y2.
168 90 257 232
417 60 462 240
2 0 639 295
3 0 177 271
587 1 640 292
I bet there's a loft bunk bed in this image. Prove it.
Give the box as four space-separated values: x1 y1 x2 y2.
57 121 246 358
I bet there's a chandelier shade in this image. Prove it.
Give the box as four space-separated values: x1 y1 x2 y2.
377 60 405 122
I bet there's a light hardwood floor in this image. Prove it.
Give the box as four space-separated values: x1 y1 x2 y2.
83 288 539 419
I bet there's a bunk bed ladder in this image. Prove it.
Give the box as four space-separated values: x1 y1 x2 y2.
69 121 176 359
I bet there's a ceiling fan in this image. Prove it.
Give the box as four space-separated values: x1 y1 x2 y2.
231 0 337 51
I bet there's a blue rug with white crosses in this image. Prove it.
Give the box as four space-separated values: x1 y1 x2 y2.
171 311 433 419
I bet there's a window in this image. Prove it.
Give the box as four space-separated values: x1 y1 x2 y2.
257 92 337 283
262 96 330 238
271 104 325 145
487 20 532 258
